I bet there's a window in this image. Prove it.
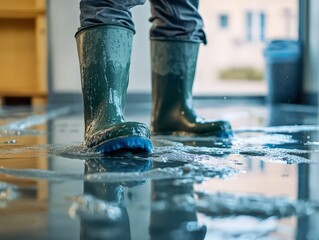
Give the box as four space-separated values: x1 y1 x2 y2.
260 12 266 41
219 14 229 28
195 1 299 96
245 11 266 41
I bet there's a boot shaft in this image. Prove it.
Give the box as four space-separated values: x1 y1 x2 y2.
151 40 200 130
151 40 199 99
76 25 134 132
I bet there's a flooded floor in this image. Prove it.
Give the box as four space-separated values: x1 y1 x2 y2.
1 101 319 240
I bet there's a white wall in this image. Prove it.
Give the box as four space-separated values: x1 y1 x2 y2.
49 1 307 97
49 0 81 93
48 0 151 94
129 3 152 93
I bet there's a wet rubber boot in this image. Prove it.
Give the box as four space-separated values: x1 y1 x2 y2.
76 25 152 154
151 40 233 137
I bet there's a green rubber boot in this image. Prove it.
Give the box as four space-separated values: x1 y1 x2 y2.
151 40 232 137
76 25 152 153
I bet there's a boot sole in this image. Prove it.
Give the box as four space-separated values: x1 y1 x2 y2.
94 136 152 154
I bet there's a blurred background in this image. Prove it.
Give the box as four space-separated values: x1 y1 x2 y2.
0 2 319 239
0 0 318 105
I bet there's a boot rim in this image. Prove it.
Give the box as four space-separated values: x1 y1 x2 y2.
150 37 202 44
75 23 135 39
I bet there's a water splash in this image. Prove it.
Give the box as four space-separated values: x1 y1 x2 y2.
202 215 278 240
304 141 319 146
153 129 305 147
86 164 238 183
39 141 319 166
196 191 319 218
0 161 238 183
152 193 196 212
29 121 319 165
233 133 297 146
67 195 122 221
235 125 319 134
0 167 84 181
1 122 318 187
48 144 102 159
0 145 49 160
2 140 316 167
153 145 315 164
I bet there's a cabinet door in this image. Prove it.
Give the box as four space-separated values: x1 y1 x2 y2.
0 0 47 100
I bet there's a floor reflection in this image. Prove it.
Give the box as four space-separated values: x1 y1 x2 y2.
0 102 319 239
82 158 152 240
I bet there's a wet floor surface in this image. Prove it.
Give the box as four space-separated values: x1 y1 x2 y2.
1 101 319 240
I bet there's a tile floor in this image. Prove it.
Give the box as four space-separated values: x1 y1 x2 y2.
0 101 319 240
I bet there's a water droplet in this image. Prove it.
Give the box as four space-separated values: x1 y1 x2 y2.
0 140 17 144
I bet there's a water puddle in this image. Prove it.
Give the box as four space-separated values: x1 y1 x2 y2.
1 105 319 239
0 106 72 131
235 125 319 134
0 106 72 138
1 125 318 183
47 135 318 164
196 191 319 239
202 216 279 240
0 162 238 183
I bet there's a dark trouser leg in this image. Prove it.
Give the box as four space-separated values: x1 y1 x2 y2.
79 0 146 31
149 0 206 44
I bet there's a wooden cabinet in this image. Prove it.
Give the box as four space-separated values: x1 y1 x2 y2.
0 0 47 104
